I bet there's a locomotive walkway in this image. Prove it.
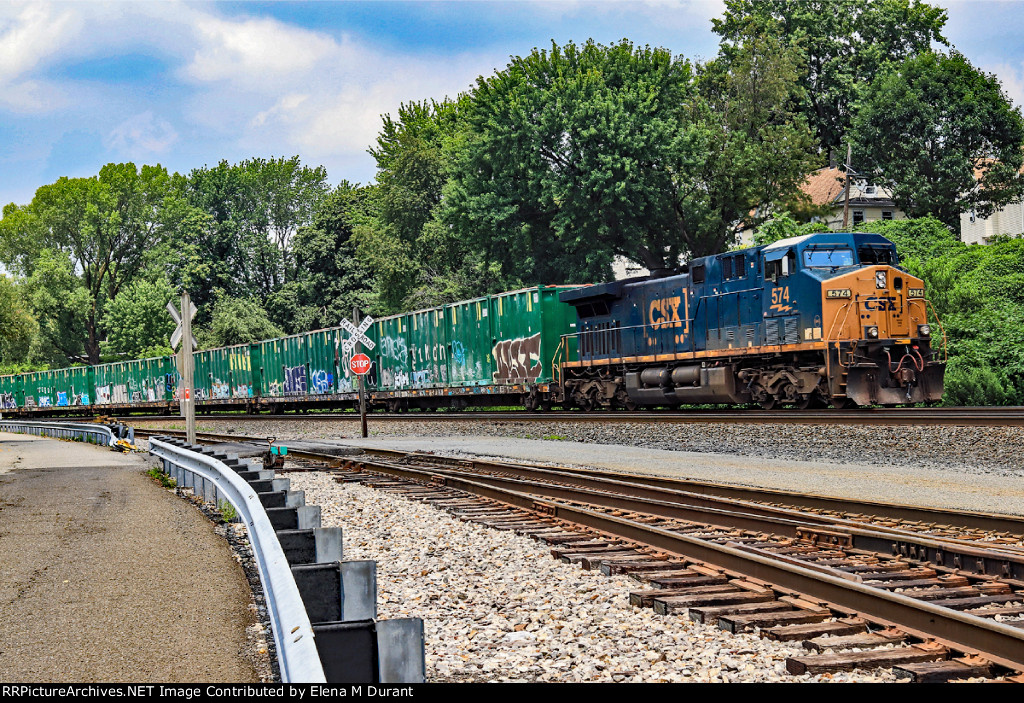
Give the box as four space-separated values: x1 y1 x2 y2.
0 432 260 682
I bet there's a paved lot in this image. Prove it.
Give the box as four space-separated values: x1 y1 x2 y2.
0 433 260 682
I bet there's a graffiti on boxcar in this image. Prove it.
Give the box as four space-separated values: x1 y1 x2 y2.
451 340 467 366
492 333 542 383
380 335 408 362
76 392 90 406
310 369 333 394
1 393 17 409
234 385 252 398
268 381 282 396
212 379 231 399
39 396 52 407
112 385 129 403
284 366 306 394
57 392 68 406
412 370 431 385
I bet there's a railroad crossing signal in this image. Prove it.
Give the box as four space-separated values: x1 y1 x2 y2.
167 300 198 350
341 316 375 353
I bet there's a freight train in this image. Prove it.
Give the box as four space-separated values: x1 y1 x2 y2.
0 232 945 417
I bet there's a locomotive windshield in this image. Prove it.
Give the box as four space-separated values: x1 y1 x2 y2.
803 247 854 268
857 245 897 265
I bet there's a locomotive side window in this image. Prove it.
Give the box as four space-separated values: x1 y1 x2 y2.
692 264 706 283
858 246 896 265
722 257 733 279
734 254 745 278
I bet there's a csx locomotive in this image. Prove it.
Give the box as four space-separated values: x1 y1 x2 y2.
557 231 946 410
0 232 943 416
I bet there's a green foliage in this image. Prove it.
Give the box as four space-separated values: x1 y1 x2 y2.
0 163 173 363
269 182 376 331
146 467 177 489
21 249 92 365
713 0 948 158
358 98 479 312
852 51 1024 234
100 278 177 359
750 212 831 247
198 293 284 348
442 38 815 282
0 274 41 370
171 157 329 317
217 500 237 522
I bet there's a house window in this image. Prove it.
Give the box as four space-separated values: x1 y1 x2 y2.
852 210 865 225
881 211 893 220
864 185 876 195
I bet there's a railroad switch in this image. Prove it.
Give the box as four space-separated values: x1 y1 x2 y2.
263 436 288 470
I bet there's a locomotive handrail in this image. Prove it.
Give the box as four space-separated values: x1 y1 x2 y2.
148 437 326 683
923 298 949 362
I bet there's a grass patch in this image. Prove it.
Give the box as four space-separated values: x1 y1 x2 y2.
146 467 177 489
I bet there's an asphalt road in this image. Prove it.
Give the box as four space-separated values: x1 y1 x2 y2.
0 433 260 682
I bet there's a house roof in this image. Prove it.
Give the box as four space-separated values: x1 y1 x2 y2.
801 167 846 206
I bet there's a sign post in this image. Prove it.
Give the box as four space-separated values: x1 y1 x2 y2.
168 292 198 445
341 308 375 439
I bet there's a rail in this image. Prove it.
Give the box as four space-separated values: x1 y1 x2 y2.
0 419 117 446
147 437 327 683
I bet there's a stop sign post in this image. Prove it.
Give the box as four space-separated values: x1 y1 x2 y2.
346 308 373 438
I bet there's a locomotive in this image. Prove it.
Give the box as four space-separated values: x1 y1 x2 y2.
556 231 945 410
0 232 944 416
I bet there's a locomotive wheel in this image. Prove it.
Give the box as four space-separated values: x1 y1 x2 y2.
795 394 812 410
758 396 777 410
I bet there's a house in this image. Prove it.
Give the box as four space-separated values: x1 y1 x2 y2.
737 167 907 246
959 161 1024 243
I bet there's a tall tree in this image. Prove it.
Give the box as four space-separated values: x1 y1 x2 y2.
852 51 1024 233
174 157 328 311
0 275 41 372
269 182 376 331
0 163 171 363
358 98 475 312
443 38 815 278
100 277 177 359
712 0 948 159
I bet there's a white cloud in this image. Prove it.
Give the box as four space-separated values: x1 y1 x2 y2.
105 111 178 155
185 14 343 88
0 2 81 111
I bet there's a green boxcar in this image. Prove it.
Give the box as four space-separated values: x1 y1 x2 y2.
305 328 342 395
23 370 57 408
255 333 314 398
374 314 412 392
51 366 94 407
489 286 579 385
94 356 175 406
0 373 24 410
408 307 448 388
445 296 493 386
194 344 255 400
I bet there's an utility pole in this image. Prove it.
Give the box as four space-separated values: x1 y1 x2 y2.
842 142 853 231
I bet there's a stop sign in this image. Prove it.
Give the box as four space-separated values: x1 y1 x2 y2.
349 353 372 375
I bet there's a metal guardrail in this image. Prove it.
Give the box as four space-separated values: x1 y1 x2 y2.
0 420 117 446
148 436 327 683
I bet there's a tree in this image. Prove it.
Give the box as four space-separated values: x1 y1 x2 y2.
443 38 816 280
173 157 328 312
712 0 948 159
198 294 284 348
852 51 1024 234
269 182 376 331
100 277 177 359
0 275 41 372
358 98 479 312
0 163 171 363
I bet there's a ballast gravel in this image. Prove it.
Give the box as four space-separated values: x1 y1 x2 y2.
290 472 900 683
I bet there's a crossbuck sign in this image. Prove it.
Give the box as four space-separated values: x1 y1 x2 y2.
341 316 375 354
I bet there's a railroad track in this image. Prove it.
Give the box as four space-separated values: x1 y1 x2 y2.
116 405 1024 426
137 428 1024 681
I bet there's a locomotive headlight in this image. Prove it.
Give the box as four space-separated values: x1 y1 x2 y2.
866 326 879 339
875 270 887 289
918 324 931 337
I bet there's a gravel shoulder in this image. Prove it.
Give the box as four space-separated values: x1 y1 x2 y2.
292 472 897 683
0 433 262 682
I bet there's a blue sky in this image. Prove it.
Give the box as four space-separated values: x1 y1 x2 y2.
1 1 1022 207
